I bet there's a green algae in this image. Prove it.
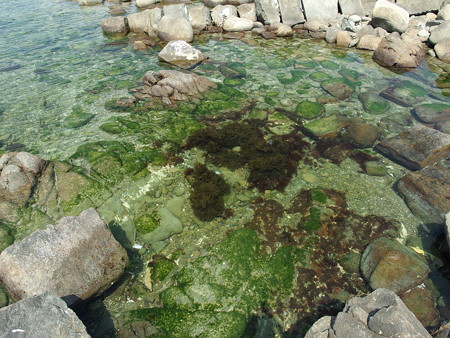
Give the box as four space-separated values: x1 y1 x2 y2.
64 105 94 129
309 71 331 82
320 60 340 70
218 62 247 79
223 78 245 87
339 69 360 82
0 223 15 252
152 259 177 282
358 92 391 115
302 206 322 231
295 101 326 119
278 70 305 84
135 213 160 235
311 189 328 203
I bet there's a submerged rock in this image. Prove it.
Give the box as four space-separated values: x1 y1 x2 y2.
303 115 350 138
0 293 90 337
158 40 208 68
380 80 428 107
320 78 355 100
414 103 450 123
0 209 128 306
345 121 379 148
358 92 390 115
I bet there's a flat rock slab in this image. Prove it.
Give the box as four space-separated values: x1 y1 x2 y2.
302 115 350 139
414 103 450 124
380 80 428 107
0 293 90 338
376 125 450 170
0 208 128 306
398 166 450 224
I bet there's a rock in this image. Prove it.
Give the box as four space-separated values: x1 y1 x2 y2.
394 0 442 15
339 0 364 16
303 19 328 32
157 15 193 42
108 5 127 15
237 3 257 21
376 125 450 170
358 92 390 114
78 0 102 5
295 101 326 119
255 0 280 25
356 34 382 50
163 4 189 19
141 208 183 249
345 121 379 147
223 16 254 31
101 17 129 36
325 26 341 44
414 103 450 123
380 80 428 107
127 8 162 33
271 23 293 36
261 30 277 39
305 289 431 338
302 0 338 20
400 284 440 328
336 30 353 47
136 0 159 8
133 41 147 51
435 38 450 62
437 4 450 20
188 4 211 31
360 238 430 294
0 293 90 337
373 33 425 68
0 209 128 306
365 161 388 176
429 22 450 45
397 166 450 224
349 14 362 23
437 120 450 134
320 78 355 100
278 0 305 26
303 115 350 139
211 5 238 27
158 40 208 68
371 0 409 33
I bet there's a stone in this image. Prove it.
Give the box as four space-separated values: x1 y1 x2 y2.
0 209 128 306
437 4 450 20
325 26 341 44
295 101 325 119
376 125 450 170
339 0 364 16
101 17 129 36
163 4 189 19
302 0 338 20
237 3 257 21
429 22 450 45
373 34 425 68
223 16 254 31
365 161 388 176
360 238 430 294
336 30 352 47
158 40 208 68
380 80 428 107
303 115 350 139
127 8 162 33
321 78 355 100
278 0 305 26
371 0 409 33
261 30 277 39
435 38 450 62
136 0 159 8
414 103 450 123
141 208 183 249
305 289 431 338
397 166 450 224
345 121 379 147
437 120 450 134
349 14 362 23
0 293 90 337
358 92 390 114
356 35 382 50
394 0 442 15
271 23 294 36
78 0 102 5
211 5 238 27
133 41 147 51
188 4 211 31
255 0 280 25
108 5 126 15
157 15 193 42
400 284 440 328
303 19 328 32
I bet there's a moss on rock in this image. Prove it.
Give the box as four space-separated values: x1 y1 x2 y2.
295 101 326 119
64 105 94 129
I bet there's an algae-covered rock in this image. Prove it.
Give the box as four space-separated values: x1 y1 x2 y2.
413 103 450 123
400 284 439 328
278 70 305 84
218 62 246 79
141 208 183 245
358 92 390 115
295 101 325 119
380 80 428 107
338 69 360 82
309 71 331 82
303 115 350 138
63 105 94 129
320 78 355 100
0 223 14 253
320 60 340 70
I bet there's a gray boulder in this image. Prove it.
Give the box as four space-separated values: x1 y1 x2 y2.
101 17 129 36
0 293 90 338
373 33 425 68
157 15 193 42
188 4 211 31
127 8 162 33
211 5 238 27
238 3 257 21
223 16 254 31
437 4 450 20
302 0 338 21
394 0 442 15
429 22 450 45
305 289 431 338
371 0 409 33
163 4 189 19
255 0 280 25
158 40 208 68
435 38 450 62
338 0 364 16
278 0 305 26
0 209 128 307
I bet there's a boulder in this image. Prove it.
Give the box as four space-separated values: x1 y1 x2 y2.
305 289 431 338
127 8 162 33
237 3 257 21
358 91 390 114
136 0 159 8
163 4 189 19
372 33 425 68
325 26 341 44
278 0 305 26
188 4 211 31
158 40 208 68
255 0 280 25
356 34 382 50
345 121 379 147
437 4 450 20
211 5 238 27
336 30 353 47
303 19 328 32
0 293 90 337
338 0 364 16
0 209 128 306
101 17 129 36
398 166 450 224
428 21 450 45
157 15 193 42
302 0 338 20
394 0 442 15
400 284 440 328
380 80 428 107
78 0 102 5
360 238 430 294
371 0 409 33
223 16 254 31
272 23 293 36
435 38 450 62
376 124 450 170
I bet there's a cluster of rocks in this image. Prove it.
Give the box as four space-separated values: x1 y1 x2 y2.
99 0 450 65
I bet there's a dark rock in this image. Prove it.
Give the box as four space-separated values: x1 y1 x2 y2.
397 166 450 224
414 103 450 123
400 284 440 328
376 125 450 170
373 34 425 69
346 122 379 147
0 209 128 306
0 293 89 337
305 288 432 338
261 31 277 39
360 237 430 294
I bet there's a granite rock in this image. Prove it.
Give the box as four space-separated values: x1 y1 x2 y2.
338 0 364 16
223 16 254 31
302 0 338 21
373 33 425 68
188 4 211 31
371 0 409 33
127 8 162 33
278 0 305 26
158 40 208 68
255 0 280 25
434 38 450 62
157 15 193 42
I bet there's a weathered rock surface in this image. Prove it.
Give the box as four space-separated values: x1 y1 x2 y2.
101 17 129 36
0 209 128 306
400 284 440 328
429 22 450 45
302 0 338 20
157 15 193 42
188 4 211 31
0 293 90 337
336 30 353 47
376 125 450 170
163 4 189 19
255 0 280 25
373 33 425 68
127 8 162 33
371 0 409 33
158 40 208 68
278 0 305 26
435 38 450 62
398 166 450 224
223 16 254 31
360 238 430 294
338 0 364 16
305 289 431 338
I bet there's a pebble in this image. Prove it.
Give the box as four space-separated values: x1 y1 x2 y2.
301 172 318 183
349 15 362 24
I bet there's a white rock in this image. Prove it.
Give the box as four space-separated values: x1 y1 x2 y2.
278 0 305 26
302 0 338 21
429 22 450 45
349 14 361 23
188 4 211 31
372 0 410 33
211 5 238 27
136 0 159 8
158 40 208 67
223 16 254 31
157 15 193 42
272 23 294 36
163 4 189 19
78 0 102 5
434 38 450 62
254 0 280 25
128 8 162 33
437 4 450 21
339 0 364 16
238 3 257 22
